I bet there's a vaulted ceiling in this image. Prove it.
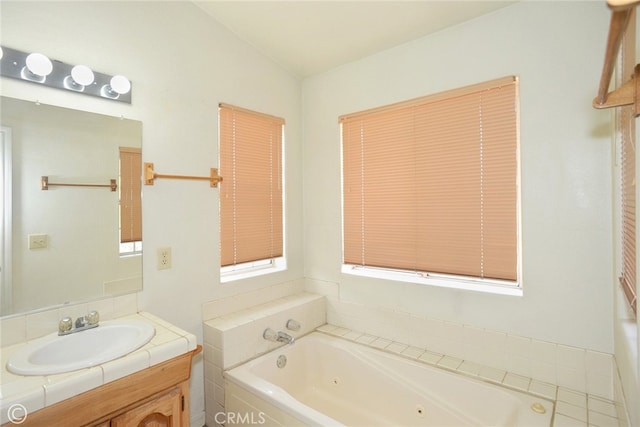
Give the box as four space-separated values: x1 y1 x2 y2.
194 1 517 78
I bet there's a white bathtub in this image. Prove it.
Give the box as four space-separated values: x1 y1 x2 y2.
224 331 553 427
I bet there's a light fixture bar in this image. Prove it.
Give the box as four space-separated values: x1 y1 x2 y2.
0 45 132 104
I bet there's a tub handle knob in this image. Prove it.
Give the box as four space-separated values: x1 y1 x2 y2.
286 319 301 331
263 328 278 341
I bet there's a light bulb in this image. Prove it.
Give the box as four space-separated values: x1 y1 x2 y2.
25 53 53 77
71 65 94 86
109 75 130 95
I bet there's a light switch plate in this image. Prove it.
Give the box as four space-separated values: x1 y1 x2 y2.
28 234 48 249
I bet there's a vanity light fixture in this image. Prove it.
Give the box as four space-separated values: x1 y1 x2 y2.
0 45 132 103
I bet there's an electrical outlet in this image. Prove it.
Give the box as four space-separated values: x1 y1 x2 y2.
157 247 172 270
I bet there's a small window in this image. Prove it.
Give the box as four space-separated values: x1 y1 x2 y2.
119 147 142 256
341 76 520 293
219 103 285 280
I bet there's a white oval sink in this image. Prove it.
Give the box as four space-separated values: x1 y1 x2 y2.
6 319 155 376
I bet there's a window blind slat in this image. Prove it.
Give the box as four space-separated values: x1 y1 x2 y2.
342 77 518 282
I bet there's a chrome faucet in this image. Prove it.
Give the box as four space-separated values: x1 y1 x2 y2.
277 331 295 344
75 315 88 328
58 310 100 336
263 328 295 345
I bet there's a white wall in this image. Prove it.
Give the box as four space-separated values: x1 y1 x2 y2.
1 2 303 424
302 1 614 353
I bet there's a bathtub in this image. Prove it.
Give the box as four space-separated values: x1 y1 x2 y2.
224 331 553 426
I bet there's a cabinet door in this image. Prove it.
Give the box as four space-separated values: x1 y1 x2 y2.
111 387 182 427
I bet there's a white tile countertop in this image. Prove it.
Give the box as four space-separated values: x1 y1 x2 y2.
0 312 197 424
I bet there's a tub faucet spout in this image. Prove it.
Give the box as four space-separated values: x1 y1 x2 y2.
276 331 295 345
263 328 295 345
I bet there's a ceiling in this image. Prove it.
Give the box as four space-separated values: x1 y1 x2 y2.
194 1 517 78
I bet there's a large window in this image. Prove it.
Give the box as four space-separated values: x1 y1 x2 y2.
219 103 284 279
341 76 520 293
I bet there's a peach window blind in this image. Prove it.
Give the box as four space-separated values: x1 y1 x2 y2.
619 18 637 314
341 76 519 282
119 147 142 243
620 102 637 314
219 103 284 267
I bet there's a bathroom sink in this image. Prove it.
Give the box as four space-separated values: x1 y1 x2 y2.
6 319 155 376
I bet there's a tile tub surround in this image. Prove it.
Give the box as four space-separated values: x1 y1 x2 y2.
314 286 619 401
317 324 623 427
0 312 198 424
315 287 630 425
203 292 326 427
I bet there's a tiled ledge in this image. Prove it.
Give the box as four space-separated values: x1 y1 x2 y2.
202 278 305 322
306 279 619 399
204 292 326 371
317 324 623 427
0 312 197 424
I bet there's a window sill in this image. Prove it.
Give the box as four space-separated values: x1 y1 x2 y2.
119 252 142 259
342 264 522 297
221 258 287 283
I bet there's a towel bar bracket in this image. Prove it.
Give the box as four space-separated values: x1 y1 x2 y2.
593 64 640 115
594 1 640 115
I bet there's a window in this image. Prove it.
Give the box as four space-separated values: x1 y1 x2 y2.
219 103 284 279
619 102 637 314
618 19 637 315
119 147 142 255
341 76 520 293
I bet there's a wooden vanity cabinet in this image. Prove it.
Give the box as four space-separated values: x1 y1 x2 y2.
5 346 201 427
110 385 183 427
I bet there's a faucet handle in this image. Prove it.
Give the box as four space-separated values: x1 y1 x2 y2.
263 328 278 342
286 319 301 331
87 310 99 325
58 317 72 334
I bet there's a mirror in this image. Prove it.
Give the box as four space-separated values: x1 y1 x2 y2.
1 96 142 316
